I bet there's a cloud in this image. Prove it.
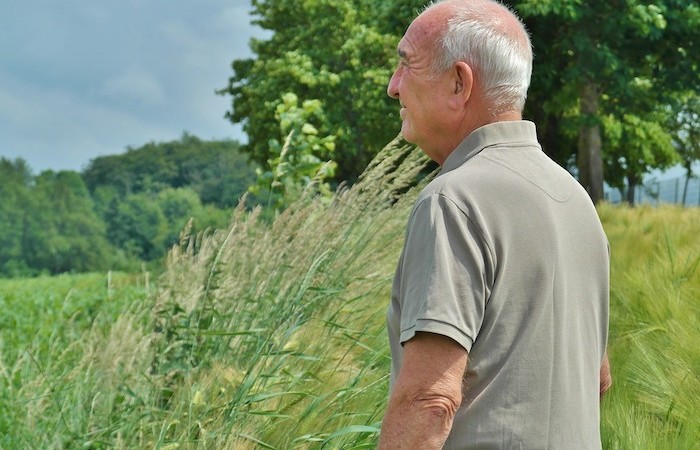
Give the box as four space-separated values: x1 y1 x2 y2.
0 0 269 172
98 66 166 106
0 69 174 171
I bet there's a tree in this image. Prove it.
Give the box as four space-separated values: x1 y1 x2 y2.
668 93 700 204
83 134 256 207
371 0 430 36
516 0 700 202
0 158 34 276
219 0 400 183
172 136 258 208
105 193 169 261
157 187 208 248
230 0 699 201
23 170 114 274
82 134 258 263
603 111 677 204
249 92 337 211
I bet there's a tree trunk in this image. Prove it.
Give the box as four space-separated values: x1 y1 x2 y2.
625 173 638 205
682 162 692 206
577 80 604 203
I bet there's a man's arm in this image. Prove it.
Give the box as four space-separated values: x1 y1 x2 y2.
378 332 468 450
600 350 612 397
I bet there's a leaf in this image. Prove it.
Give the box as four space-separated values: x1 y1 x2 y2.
243 390 311 405
236 434 278 450
322 424 380 444
199 328 267 336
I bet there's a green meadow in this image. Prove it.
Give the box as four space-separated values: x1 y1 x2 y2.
1 144 698 449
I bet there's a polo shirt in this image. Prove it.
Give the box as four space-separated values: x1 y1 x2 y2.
387 120 609 449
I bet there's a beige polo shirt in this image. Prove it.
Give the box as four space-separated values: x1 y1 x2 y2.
387 121 609 449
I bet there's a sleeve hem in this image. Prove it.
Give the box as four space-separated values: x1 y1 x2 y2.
400 319 474 353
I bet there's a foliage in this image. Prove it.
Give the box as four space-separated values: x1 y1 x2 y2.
0 135 257 276
83 133 257 208
102 187 229 263
229 0 700 202
370 0 429 36
0 158 34 276
85 135 255 263
249 92 338 211
516 0 700 202
23 170 115 274
0 160 121 276
602 111 678 203
219 0 399 183
104 192 170 261
156 187 218 249
2 142 699 448
668 92 700 204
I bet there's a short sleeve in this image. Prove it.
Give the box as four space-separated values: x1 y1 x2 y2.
396 193 492 352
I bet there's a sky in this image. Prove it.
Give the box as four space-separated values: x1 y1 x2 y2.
0 0 269 173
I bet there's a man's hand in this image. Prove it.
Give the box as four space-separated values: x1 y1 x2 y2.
378 332 468 449
600 350 612 397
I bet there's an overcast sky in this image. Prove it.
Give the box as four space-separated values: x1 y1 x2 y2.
0 0 269 173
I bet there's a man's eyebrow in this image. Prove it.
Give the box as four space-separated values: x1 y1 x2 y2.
397 47 408 59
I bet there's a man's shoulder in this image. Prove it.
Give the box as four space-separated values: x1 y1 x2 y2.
421 153 509 200
409 166 494 226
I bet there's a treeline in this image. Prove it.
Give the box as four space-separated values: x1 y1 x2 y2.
0 134 257 277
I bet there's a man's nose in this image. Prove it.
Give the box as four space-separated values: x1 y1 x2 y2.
387 69 400 99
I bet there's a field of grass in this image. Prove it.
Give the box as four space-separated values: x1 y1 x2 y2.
598 204 700 449
1 142 698 449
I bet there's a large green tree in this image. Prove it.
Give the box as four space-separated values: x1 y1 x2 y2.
220 0 400 183
0 159 34 276
156 187 230 248
22 171 114 274
516 0 700 202
83 134 256 208
668 92 700 204
602 110 677 203
1 136 255 276
104 192 169 261
230 0 699 202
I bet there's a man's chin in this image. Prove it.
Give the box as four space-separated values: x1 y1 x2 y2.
400 125 415 144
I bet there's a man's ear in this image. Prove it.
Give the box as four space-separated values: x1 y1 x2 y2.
450 61 473 108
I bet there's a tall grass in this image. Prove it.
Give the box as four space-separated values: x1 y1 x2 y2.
1 138 431 449
0 272 151 449
146 138 430 449
1 142 698 449
598 204 700 449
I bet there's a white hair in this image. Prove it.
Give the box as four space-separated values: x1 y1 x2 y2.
429 0 533 113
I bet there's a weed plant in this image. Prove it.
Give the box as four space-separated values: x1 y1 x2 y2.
1 141 698 449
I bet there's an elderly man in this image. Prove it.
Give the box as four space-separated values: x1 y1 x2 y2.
379 0 611 449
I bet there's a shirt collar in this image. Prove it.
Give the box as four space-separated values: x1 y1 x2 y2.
440 120 539 174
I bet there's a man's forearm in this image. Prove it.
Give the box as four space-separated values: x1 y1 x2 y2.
378 332 467 449
378 390 458 449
